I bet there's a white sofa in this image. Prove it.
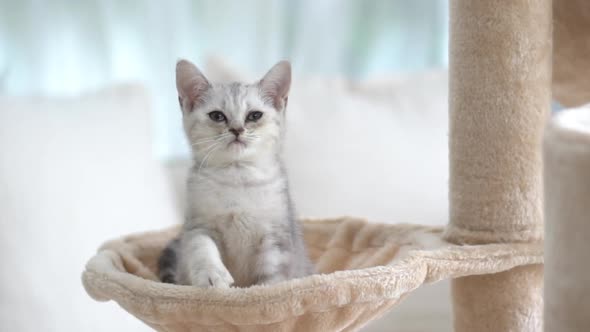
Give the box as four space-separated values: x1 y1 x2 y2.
0 68 451 331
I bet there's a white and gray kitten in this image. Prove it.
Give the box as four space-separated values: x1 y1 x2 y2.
158 59 314 288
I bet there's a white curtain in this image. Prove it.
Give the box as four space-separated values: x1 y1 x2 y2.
0 0 448 159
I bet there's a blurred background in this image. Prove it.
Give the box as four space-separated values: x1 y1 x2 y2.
0 0 449 159
1 1 453 331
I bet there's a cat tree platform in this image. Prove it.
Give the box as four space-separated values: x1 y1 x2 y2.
82 218 542 331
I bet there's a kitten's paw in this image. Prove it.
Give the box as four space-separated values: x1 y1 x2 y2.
191 266 234 288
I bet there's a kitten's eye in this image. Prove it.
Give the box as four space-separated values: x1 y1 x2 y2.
246 111 263 122
208 111 227 123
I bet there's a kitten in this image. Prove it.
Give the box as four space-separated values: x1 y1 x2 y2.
158 59 314 288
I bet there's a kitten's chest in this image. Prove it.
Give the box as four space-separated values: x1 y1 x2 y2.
191 176 288 286
190 172 287 221
186 169 290 286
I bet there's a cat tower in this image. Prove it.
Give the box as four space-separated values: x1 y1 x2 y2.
82 1 590 331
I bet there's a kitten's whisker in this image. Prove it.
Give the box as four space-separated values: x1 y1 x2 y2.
204 147 220 169
199 133 232 141
191 133 232 146
191 138 230 147
192 136 223 144
242 134 260 140
191 138 226 146
196 142 222 175
201 146 221 173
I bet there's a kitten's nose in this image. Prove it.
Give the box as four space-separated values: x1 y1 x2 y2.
229 127 245 137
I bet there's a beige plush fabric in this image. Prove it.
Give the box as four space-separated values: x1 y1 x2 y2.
82 217 542 332
544 106 590 331
445 1 550 331
553 0 590 107
446 0 550 245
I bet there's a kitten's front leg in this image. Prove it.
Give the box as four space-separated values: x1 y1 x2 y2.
183 230 234 288
256 237 289 285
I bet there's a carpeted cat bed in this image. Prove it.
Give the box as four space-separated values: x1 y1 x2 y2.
82 218 542 331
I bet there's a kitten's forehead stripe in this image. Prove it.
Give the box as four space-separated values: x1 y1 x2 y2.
229 82 241 100
219 82 251 119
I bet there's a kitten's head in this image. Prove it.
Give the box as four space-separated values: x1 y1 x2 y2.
176 59 291 166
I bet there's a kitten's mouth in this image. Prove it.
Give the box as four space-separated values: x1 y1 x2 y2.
228 139 246 147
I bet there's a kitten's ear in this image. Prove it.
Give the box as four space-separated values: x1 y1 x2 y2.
176 59 210 112
258 60 291 111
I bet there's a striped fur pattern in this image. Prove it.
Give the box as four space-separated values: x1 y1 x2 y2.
158 59 314 288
